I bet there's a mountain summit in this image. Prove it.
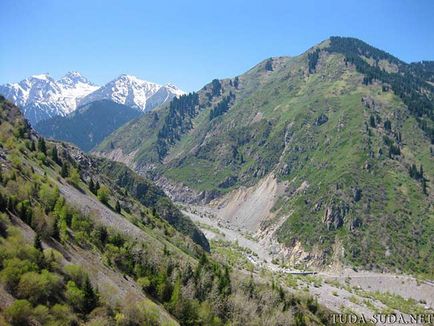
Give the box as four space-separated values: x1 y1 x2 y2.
79 74 184 112
58 71 95 87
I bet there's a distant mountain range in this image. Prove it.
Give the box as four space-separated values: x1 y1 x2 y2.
0 72 184 125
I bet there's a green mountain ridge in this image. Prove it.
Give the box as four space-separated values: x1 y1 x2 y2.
96 37 434 276
35 100 143 152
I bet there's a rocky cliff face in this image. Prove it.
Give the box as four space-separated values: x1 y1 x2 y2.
323 203 349 230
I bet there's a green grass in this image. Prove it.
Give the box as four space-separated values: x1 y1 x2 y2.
195 221 225 237
302 275 323 288
210 239 255 271
164 157 233 192
354 289 430 315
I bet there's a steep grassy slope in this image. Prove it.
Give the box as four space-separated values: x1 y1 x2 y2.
97 37 434 277
35 100 142 152
0 97 334 325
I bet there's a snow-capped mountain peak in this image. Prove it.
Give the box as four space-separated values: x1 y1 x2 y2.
59 71 95 88
164 83 185 97
79 75 184 112
30 73 50 80
0 72 99 125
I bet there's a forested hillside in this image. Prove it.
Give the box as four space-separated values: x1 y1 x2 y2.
0 97 332 325
35 100 142 152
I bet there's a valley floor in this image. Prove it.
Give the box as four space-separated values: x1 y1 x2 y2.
181 204 434 325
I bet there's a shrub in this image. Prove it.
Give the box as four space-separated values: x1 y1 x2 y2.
68 167 81 188
97 186 109 205
64 264 86 287
32 304 51 325
17 270 63 305
43 248 63 271
38 183 59 212
137 277 151 291
0 258 37 291
65 280 86 312
50 304 78 325
4 299 33 325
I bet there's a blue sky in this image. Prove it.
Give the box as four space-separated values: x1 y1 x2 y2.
1 0 433 91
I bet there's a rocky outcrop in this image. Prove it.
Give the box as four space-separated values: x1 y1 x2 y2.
314 113 329 126
94 148 138 169
155 175 220 205
278 241 328 269
323 202 350 230
349 217 363 231
353 187 362 202
218 175 238 189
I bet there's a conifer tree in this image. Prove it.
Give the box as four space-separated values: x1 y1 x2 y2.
33 234 43 251
369 115 376 128
211 79 222 97
83 276 98 313
265 58 273 71
51 146 59 164
37 138 47 154
234 76 239 89
89 178 95 194
115 200 121 214
384 120 392 131
61 162 69 178
422 178 428 195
